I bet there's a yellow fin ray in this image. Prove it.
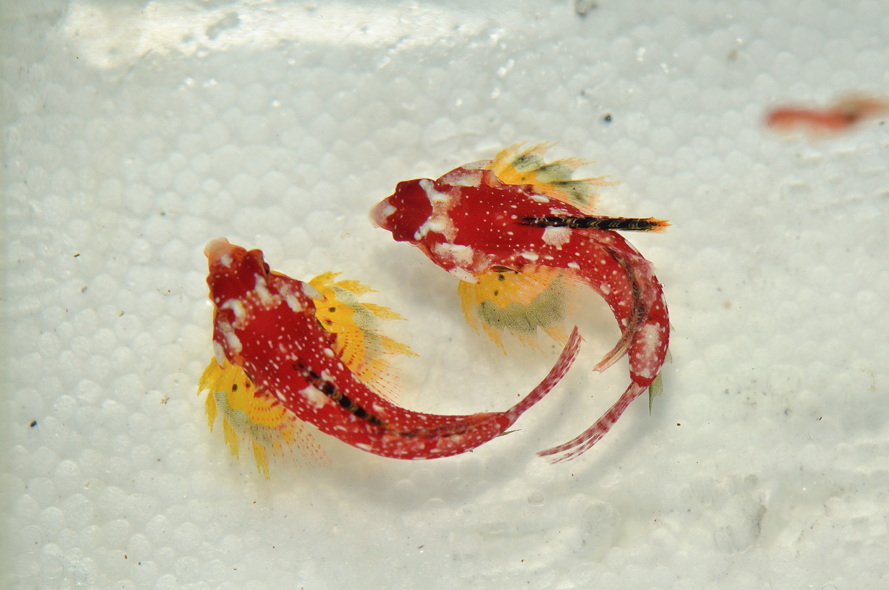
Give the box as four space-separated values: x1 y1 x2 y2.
308 272 417 398
360 302 408 322
198 358 329 478
458 267 575 352
486 143 616 213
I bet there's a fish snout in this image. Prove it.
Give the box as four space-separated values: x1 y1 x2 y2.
204 237 235 264
369 198 397 230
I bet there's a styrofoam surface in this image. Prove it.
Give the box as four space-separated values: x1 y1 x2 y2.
3 0 889 588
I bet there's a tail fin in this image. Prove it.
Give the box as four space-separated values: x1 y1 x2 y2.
508 326 582 419
537 381 646 463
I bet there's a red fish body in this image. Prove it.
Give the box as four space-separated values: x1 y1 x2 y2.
371 145 670 462
202 238 581 461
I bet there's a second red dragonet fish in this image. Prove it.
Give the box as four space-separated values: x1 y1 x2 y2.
371 144 670 462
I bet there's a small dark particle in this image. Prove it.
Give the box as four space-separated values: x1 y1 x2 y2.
575 0 598 15
603 113 612 123
119 311 125 317
73 253 80 258
81 286 88 293
30 420 37 428
676 423 681 426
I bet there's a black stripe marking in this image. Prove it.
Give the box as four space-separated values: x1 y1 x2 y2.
522 216 666 232
295 363 387 427
294 363 491 440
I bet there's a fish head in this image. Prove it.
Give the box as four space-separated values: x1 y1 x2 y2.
204 237 273 314
370 179 433 244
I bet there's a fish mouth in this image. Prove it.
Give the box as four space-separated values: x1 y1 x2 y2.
369 198 396 230
204 237 234 262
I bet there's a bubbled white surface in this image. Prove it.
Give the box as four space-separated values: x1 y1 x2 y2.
3 0 889 588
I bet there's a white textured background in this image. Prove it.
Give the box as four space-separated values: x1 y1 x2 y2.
3 0 889 588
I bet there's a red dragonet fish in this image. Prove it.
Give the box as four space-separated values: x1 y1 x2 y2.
370 143 670 462
199 238 581 468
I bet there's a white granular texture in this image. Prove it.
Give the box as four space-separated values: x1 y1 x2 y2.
4 1 889 589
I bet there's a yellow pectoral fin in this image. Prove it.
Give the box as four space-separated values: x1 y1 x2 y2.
486 143 615 212
222 416 241 460
361 302 408 322
458 267 573 351
200 357 326 478
309 272 415 394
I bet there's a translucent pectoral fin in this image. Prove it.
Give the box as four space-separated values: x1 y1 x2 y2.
458 266 573 351
486 143 616 212
198 357 329 478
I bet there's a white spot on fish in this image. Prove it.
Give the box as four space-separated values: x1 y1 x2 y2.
301 282 323 300
414 216 450 241
300 385 328 409
218 319 242 354
213 341 226 367
221 298 246 323
419 178 451 204
285 294 304 313
378 204 396 220
253 275 275 305
542 226 571 247
433 242 475 265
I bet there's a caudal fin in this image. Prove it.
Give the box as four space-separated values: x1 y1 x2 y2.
508 326 582 419
537 381 646 463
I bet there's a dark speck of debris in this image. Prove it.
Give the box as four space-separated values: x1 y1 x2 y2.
73 253 80 258
575 0 598 15
119 311 125 317
30 420 37 428
81 286 88 293
603 113 612 123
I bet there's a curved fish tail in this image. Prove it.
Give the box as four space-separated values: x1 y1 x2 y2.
537 380 646 464
508 326 582 419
